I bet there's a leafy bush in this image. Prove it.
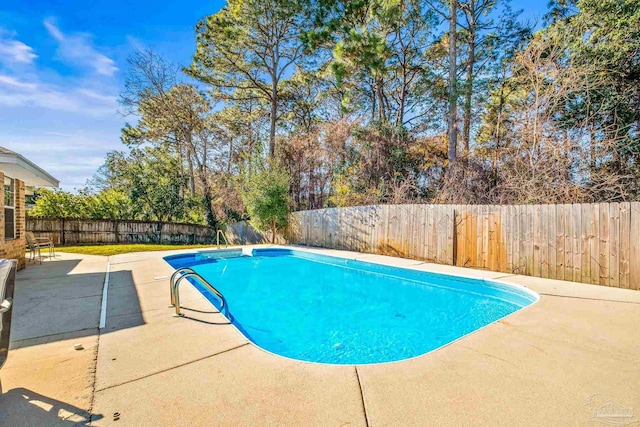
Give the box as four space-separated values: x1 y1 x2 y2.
30 188 136 219
240 160 290 243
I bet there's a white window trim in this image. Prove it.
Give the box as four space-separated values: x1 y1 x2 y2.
4 177 15 241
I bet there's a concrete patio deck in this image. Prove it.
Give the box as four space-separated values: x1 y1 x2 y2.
1 246 639 426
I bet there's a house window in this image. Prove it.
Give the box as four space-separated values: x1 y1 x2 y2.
4 176 15 240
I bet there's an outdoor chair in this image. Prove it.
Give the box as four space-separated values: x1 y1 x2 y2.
25 232 55 264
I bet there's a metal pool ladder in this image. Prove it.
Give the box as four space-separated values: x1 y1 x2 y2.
169 267 231 320
216 230 229 249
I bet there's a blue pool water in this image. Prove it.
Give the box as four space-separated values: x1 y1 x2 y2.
164 248 537 365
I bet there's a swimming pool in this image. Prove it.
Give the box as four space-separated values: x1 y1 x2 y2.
164 248 538 365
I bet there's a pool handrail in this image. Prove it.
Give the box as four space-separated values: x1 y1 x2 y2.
172 271 231 320
169 267 196 307
216 230 229 249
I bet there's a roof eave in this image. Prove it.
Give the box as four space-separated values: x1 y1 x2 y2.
0 152 60 188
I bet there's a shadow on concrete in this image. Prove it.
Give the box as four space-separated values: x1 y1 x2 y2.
11 254 236 350
0 379 103 425
179 306 232 325
100 267 145 334
179 306 220 314
9 258 143 349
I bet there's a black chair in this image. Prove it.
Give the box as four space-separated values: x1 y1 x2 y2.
0 259 17 369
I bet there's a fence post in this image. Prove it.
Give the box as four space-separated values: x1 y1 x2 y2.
114 220 120 243
61 217 65 246
452 208 457 266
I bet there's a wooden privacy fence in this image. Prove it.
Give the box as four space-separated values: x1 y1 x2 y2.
287 205 457 264
225 221 286 245
27 217 270 246
285 203 640 290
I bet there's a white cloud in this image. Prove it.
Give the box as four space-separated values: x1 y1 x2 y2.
43 18 118 76
0 22 119 116
0 74 37 90
0 73 117 116
0 21 124 190
0 29 37 65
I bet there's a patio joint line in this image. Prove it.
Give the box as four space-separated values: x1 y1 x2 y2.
66 293 104 300
95 342 250 393
88 320 102 425
355 366 370 427
537 292 640 305
10 327 98 345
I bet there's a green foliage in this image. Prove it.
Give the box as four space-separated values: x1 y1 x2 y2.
103 146 205 223
470 0 640 202
32 146 207 223
81 189 137 219
187 0 303 155
240 160 291 242
30 188 135 220
561 0 640 155
30 189 85 218
328 121 423 206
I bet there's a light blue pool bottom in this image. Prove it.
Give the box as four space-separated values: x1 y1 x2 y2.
164 248 538 364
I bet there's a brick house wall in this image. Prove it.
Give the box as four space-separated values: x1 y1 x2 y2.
0 171 26 269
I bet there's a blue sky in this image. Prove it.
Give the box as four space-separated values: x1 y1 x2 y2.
0 0 547 191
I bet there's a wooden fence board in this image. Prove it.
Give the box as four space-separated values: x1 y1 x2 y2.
630 202 640 291
487 206 496 272
541 205 550 278
555 204 565 281
549 205 556 278
482 205 489 270
619 202 631 289
445 206 455 264
526 205 535 276
563 204 572 281
599 203 610 287
517 206 525 274
495 206 505 272
571 204 580 283
581 203 591 284
504 206 512 273
511 205 520 273
589 203 600 285
466 206 475 267
608 203 620 287
532 205 540 277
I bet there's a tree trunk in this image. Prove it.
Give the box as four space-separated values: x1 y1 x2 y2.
186 151 196 196
190 141 218 229
397 61 407 127
493 83 505 173
376 80 387 122
462 23 476 154
447 0 458 164
200 173 218 229
269 85 277 158
271 217 276 244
